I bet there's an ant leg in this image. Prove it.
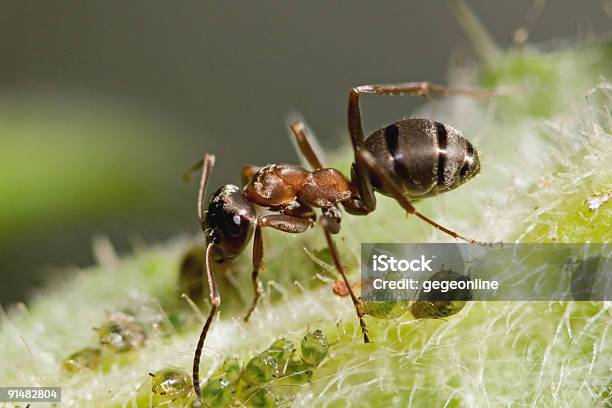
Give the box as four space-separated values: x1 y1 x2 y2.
246 225 264 322
320 215 370 343
193 154 217 400
356 149 494 247
289 121 325 170
345 81 497 215
345 158 377 215
348 82 495 152
241 165 261 187
196 154 215 224
193 243 219 400
353 82 497 99
244 214 313 322
183 158 204 182
289 121 347 231
283 200 316 223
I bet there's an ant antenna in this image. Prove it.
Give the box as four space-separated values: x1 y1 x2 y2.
192 154 220 400
197 154 215 224
192 242 219 400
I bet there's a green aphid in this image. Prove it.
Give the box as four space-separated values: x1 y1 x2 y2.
266 337 296 375
361 271 411 319
216 356 241 383
361 298 410 319
201 378 233 408
411 300 467 319
411 269 471 319
245 387 277 408
242 352 279 385
97 312 146 352
150 368 192 400
63 347 102 373
300 330 329 367
283 358 314 384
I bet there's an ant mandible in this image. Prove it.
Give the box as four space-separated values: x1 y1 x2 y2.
189 81 495 399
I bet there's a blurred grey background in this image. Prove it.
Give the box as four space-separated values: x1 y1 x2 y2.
0 1 610 306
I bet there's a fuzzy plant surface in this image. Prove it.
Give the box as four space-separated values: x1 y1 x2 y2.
1 11 611 408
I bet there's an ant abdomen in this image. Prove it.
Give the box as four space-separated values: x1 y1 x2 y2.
363 118 480 199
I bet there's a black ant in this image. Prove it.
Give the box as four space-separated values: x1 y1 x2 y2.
188 81 495 399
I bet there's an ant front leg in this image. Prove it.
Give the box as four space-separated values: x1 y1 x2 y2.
319 214 370 343
244 214 313 322
356 149 495 247
241 165 261 187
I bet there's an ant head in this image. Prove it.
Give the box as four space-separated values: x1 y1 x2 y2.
204 185 256 263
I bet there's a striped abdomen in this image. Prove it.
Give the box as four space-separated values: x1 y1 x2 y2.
363 118 480 199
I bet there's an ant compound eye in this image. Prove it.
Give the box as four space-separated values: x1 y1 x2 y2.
226 214 245 238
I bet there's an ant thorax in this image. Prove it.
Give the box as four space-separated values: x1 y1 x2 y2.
243 164 352 209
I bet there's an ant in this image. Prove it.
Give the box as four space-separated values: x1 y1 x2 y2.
188 81 495 399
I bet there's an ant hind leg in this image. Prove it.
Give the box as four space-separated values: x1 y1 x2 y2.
347 81 496 153
356 149 495 247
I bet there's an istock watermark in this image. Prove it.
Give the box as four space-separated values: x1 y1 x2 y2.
372 254 434 272
361 243 610 302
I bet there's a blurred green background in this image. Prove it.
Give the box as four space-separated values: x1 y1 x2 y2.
0 1 610 305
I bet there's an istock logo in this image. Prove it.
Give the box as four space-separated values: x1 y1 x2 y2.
372 254 434 272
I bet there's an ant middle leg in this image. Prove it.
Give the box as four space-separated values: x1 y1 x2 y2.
287 120 374 219
289 121 325 170
282 200 316 223
244 214 313 322
288 120 347 232
319 214 370 343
